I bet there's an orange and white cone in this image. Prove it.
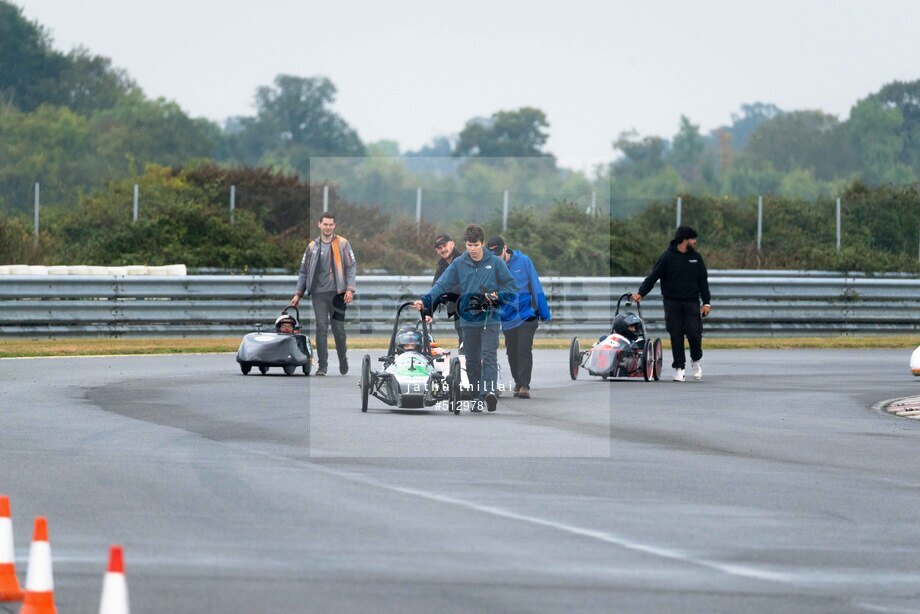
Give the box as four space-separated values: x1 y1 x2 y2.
0 495 23 602
98 545 129 614
19 517 56 614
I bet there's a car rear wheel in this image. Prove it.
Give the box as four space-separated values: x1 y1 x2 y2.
653 338 663 381
258 366 269 375
361 354 371 412
449 357 462 415
283 365 296 376
240 363 251 375
569 337 580 380
643 339 654 381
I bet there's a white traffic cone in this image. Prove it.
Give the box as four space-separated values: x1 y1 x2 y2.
0 495 23 602
98 545 129 614
19 516 56 614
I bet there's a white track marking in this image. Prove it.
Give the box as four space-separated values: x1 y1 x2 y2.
308 463 794 584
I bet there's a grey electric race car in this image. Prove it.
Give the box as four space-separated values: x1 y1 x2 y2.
237 306 313 375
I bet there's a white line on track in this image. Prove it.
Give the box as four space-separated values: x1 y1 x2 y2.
306 463 794 584
0 352 236 360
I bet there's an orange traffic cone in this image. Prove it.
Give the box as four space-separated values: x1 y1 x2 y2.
0 495 23 602
19 517 56 614
98 545 129 614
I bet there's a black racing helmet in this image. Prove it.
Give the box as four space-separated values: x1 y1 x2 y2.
613 313 642 340
395 326 422 353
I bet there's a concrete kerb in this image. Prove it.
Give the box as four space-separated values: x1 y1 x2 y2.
874 395 920 420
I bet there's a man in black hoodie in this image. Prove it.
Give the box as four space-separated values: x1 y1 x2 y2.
631 226 711 382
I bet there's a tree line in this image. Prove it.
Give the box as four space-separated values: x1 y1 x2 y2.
1 163 916 275
1 1 919 274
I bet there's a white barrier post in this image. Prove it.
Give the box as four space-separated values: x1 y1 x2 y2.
230 185 236 224
836 197 841 253
502 190 509 232
33 182 39 247
415 187 422 227
757 195 763 250
323 185 329 213
133 184 139 223
676 196 682 228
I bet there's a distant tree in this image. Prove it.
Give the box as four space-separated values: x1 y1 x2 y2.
723 103 782 151
225 75 365 174
745 110 854 180
612 131 667 179
0 103 94 209
868 80 920 172
669 116 709 184
56 47 138 113
404 136 460 176
454 107 553 159
88 93 220 175
0 2 63 111
848 97 914 184
406 136 455 158
366 140 400 156
720 162 783 197
0 2 134 113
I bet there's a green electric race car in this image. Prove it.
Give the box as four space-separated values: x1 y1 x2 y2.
360 302 462 414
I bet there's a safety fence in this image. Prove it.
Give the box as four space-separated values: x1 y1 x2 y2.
0 272 918 338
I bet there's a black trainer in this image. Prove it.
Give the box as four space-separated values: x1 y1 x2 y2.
339 357 349 375
485 392 497 412
470 400 483 413
316 367 327 376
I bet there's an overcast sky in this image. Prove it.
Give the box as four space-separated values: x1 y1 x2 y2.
14 0 920 170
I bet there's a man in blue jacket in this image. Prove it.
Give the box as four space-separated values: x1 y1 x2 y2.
487 236 551 399
414 224 517 412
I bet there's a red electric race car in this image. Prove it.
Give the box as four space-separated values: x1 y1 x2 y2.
569 293 663 382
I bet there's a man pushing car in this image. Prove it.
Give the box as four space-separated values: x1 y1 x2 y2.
413 224 516 412
632 226 711 382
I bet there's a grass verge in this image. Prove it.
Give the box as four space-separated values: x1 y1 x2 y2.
0 335 917 358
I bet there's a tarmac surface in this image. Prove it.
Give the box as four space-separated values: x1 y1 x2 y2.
1 348 919 613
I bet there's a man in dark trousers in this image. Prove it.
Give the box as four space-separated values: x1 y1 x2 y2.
487 236 551 399
414 224 516 412
432 233 462 348
632 226 711 382
290 212 356 376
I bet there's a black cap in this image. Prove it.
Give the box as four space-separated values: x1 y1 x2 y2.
486 236 505 255
674 226 698 242
433 233 451 248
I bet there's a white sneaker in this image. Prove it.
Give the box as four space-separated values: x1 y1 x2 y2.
691 361 702 380
673 368 685 382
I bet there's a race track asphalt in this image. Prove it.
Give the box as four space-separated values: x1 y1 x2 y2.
1 348 919 613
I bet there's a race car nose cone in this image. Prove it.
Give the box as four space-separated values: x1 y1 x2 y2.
911 345 920 376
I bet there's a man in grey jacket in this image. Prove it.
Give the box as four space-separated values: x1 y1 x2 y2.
290 212 356 376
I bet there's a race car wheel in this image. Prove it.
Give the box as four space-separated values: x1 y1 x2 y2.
643 339 654 382
653 338 663 381
259 366 269 375
361 354 371 412
302 361 311 376
283 365 296 376
568 337 580 380
240 363 251 375
449 356 462 415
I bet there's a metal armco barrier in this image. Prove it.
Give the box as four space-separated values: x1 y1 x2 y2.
0 273 918 337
